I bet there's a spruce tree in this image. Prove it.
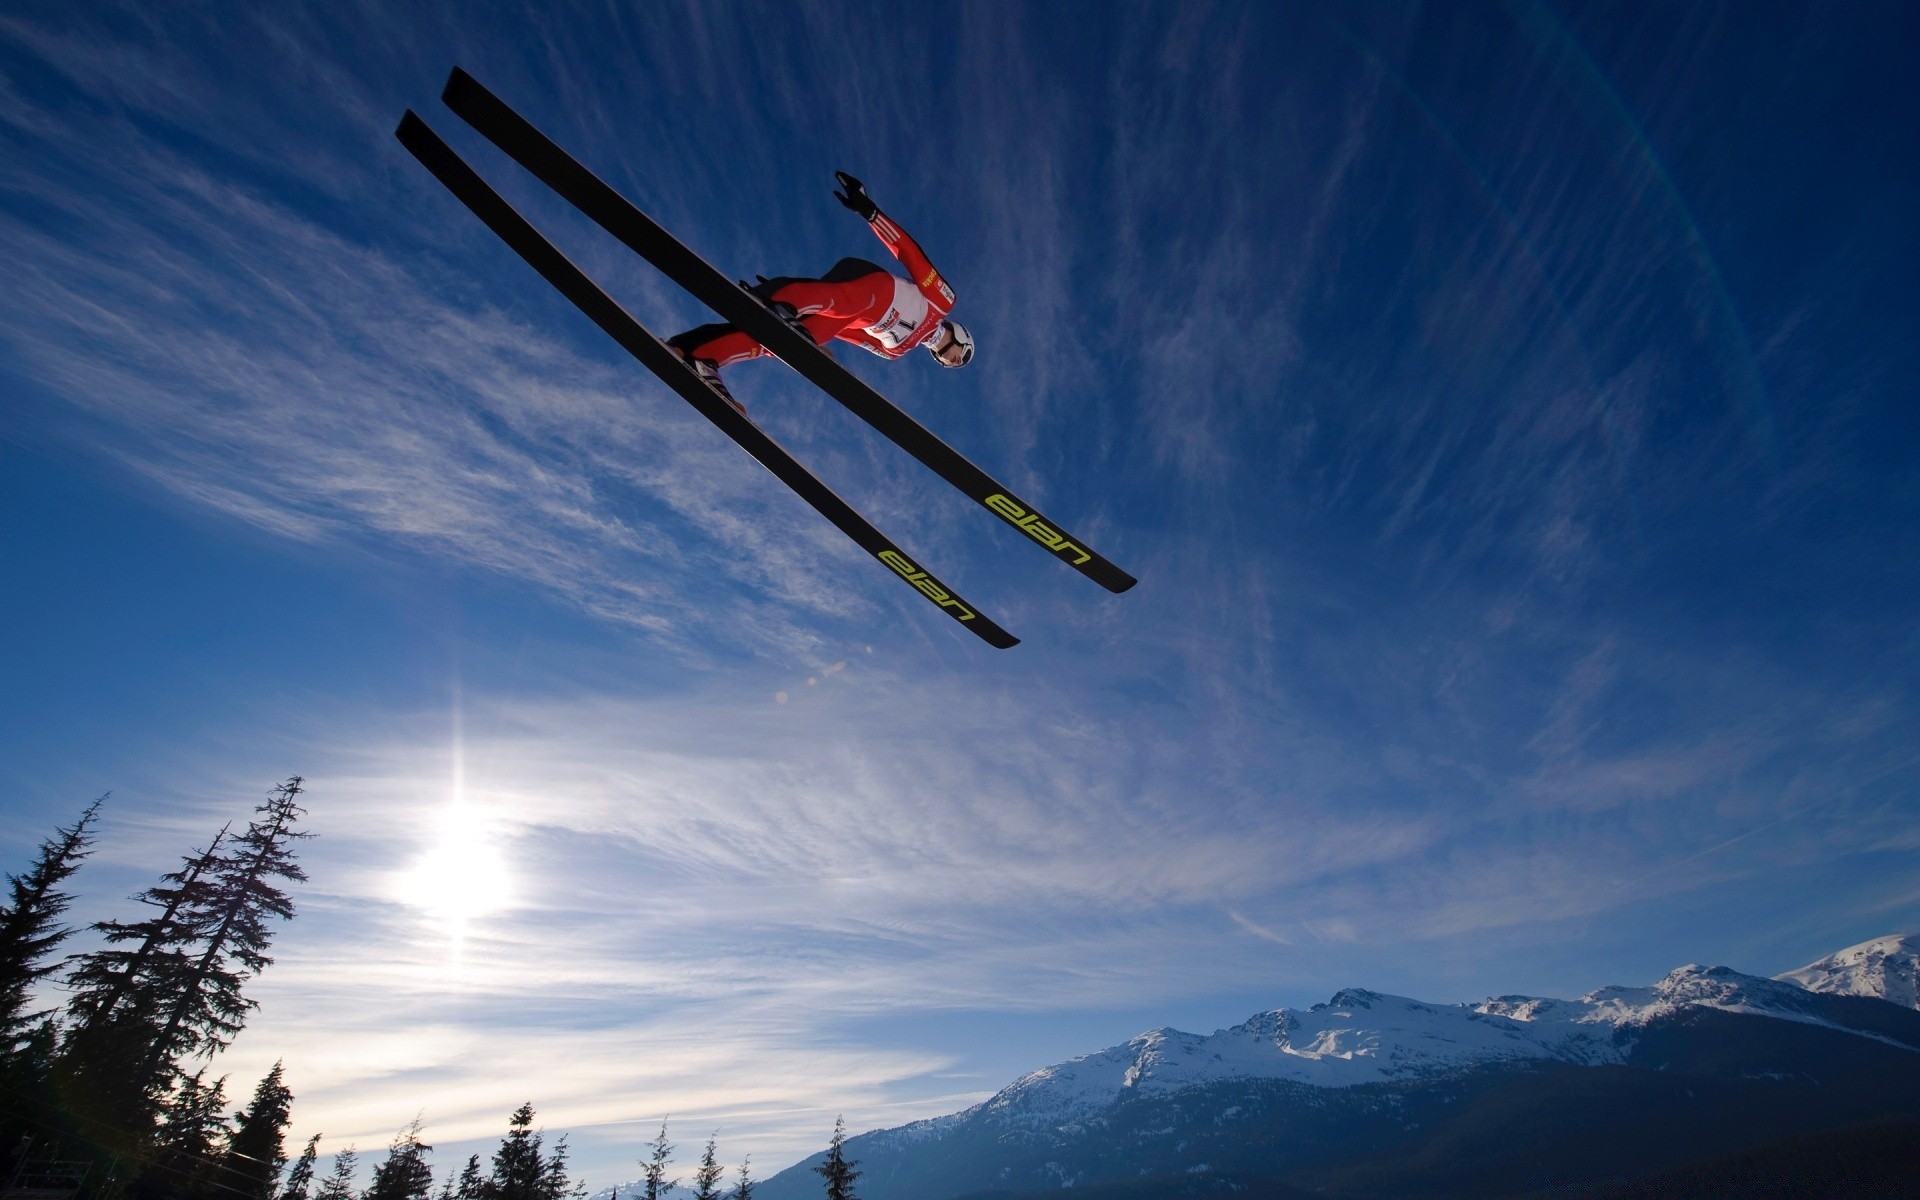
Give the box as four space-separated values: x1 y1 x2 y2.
227 1060 295 1199
536 1134 581 1200
731 1156 753 1200
152 1070 231 1198
485 1103 543 1200
281 1133 323 1200
637 1120 675 1200
59 827 228 1140
0 798 101 1052
448 1154 484 1200
481 1104 581 1200
65 827 226 1033
690 1137 724 1200
312 1147 358 1200
364 1117 432 1200
138 779 312 1089
811 1117 859 1200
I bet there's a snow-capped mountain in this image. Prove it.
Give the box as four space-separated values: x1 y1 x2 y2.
910 961 1901 1136
1776 932 1920 1009
758 937 1920 1200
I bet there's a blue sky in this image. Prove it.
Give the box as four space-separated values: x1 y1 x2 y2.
3 0 1917 1186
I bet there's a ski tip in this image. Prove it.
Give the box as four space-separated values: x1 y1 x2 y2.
442 66 479 105
1106 572 1139 594
394 110 426 144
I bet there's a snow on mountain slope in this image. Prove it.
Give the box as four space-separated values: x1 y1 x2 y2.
1776 933 1920 1009
926 960 1913 1133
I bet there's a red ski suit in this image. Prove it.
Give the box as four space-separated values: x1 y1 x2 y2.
683 211 956 368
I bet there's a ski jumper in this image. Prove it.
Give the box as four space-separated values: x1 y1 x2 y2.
675 212 956 368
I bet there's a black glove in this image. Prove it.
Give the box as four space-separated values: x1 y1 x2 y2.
833 170 878 220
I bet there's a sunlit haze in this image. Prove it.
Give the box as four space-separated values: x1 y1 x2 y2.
3 0 1916 1191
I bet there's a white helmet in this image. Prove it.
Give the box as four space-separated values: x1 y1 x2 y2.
928 319 974 368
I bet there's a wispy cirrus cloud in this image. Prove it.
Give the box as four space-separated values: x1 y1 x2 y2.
0 49 885 657
7 1 1919 1190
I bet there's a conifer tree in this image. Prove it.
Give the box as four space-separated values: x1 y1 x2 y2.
811 1118 859 1200
0 798 101 1053
65 827 226 1034
485 1103 543 1200
59 827 228 1139
138 779 312 1089
690 1137 724 1200
152 1070 231 1198
365 1116 432 1200
447 1154 484 1200
281 1133 323 1200
730 1156 753 1200
227 1060 295 1199
312 1147 358 1200
637 1120 674 1200
8 1017 59 1091
536 1134 582 1200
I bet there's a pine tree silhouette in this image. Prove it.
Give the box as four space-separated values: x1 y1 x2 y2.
227 1060 295 1199
486 1103 542 1200
312 1147 358 1200
365 1117 433 1200
59 819 231 1139
638 1120 675 1200
280 1133 323 1200
448 1154 484 1200
536 1133 582 1200
811 1117 859 1200
66 826 226 1035
137 778 312 1089
730 1155 754 1200
152 1069 231 1198
479 1103 582 1200
690 1137 724 1200
0 798 101 1052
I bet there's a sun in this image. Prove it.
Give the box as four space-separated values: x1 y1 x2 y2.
395 806 514 933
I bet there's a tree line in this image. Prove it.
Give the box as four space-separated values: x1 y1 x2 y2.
0 782 866 1200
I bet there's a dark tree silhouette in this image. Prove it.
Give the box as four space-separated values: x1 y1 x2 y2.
151 1070 230 1198
690 1137 723 1200
730 1156 753 1200
0 798 101 1053
447 1154 484 1200
138 779 312 1090
365 1117 432 1200
66 826 226 1033
811 1117 859 1200
638 1120 675 1200
312 1147 358 1200
479 1103 581 1200
60 827 229 1139
536 1133 582 1200
227 1060 295 1199
280 1133 322 1200
485 1103 542 1200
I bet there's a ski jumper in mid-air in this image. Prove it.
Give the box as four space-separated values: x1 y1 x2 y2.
670 172 975 411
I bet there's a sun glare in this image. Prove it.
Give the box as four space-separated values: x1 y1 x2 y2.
395 806 514 934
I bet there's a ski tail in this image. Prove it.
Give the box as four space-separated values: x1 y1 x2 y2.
394 111 1018 649
439 67 1137 595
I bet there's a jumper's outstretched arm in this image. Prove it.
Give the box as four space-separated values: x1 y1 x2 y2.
836 171 955 313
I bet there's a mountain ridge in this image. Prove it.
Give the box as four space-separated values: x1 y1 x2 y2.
757 933 1920 1200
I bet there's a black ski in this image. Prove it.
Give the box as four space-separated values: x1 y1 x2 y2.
395 112 1018 650
438 67 1137 596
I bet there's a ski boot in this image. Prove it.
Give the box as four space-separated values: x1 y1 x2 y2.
690 357 746 417
667 335 747 417
742 277 817 343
